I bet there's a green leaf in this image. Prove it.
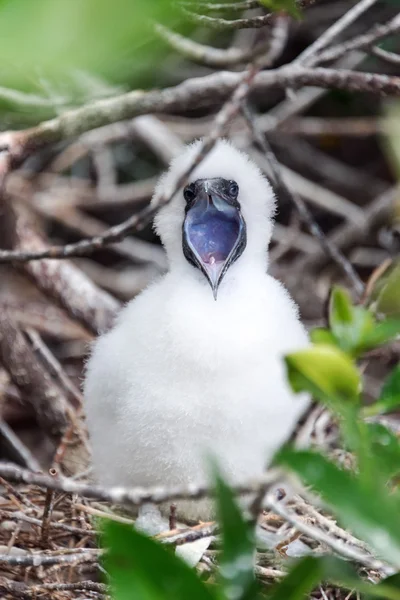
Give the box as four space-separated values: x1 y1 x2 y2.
213 463 258 600
103 521 216 600
258 0 301 19
364 423 400 480
328 286 375 356
360 319 400 351
285 344 361 405
0 0 185 104
330 286 354 325
268 556 400 600
310 328 337 346
363 364 400 417
276 447 400 568
384 104 400 182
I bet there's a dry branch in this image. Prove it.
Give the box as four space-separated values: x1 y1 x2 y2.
316 14 400 64
0 462 280 507
0 312 67 436
154 22 272 68
0 66 399 179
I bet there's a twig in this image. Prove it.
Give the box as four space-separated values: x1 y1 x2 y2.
0 548 102 567
154 22 272 68
0 462 281 508
242 104 365 297
293 495 370 552
0 509 96 537
0 578 107 597
316 15 400 64
294 0 378 66
0 311 68 436
0 196 120 334
0 422 41 472
372 45 400 66
177 0 261 11
73 502 136 525
40 468 58 545
294 185 399 274
0 65 399 176
178 7 275 30
254 565 286 580
26 328 83 407
266 492 393 575
0 66 397 267
0 477 38 511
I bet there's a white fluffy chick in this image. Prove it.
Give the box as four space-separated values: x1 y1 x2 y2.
84 139 310 522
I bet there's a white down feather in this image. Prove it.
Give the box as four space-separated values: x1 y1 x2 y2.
84 139 310 521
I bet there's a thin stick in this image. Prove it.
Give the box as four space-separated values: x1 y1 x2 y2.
40 468 58 545
295 0 378 66
266 493 392 575
242 104 365 297
0 548 102 567
0 462 281 508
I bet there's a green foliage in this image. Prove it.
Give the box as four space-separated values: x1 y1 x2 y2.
258 0 301 19
279 285 400 575
363 365 400 417
213 464 259 600
285 343 361 404
104 521 215 600
0 0 185 106
277 447 400 566
309 285 400 357
268 556 400 600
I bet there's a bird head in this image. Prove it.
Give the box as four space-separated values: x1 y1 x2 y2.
152 139 276 299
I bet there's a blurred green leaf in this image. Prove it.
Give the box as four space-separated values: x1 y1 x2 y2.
103 521 216 600
285 344 361 405
363 365 400 417
360 318 400 351
375 263 400 318
309 328 337 346
276 447 400 567
267 556 323 600
384 104 400 182
328 287 375 357
258 0 301 18
213 463 258 600
268 556 400 600
364 423 400 480
330 286 354 325
0 0 185 101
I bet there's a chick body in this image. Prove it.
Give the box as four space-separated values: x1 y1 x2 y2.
84 140 309 521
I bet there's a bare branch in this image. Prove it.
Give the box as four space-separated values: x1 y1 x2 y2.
316 14 400 64
178 6 275 30
0 462 280 508
0 578 107 597
294 0 378 66
266 492 393 575
243 105 365 297
1 64 399 177
295 184 400 274
0 421 41 472
154 22 272 68
0 548 102 567
372 45 400 66
177 0 261 11
0 312 68 436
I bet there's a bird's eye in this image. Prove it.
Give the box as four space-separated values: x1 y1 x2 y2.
228 180 239 199
184 183 196 203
